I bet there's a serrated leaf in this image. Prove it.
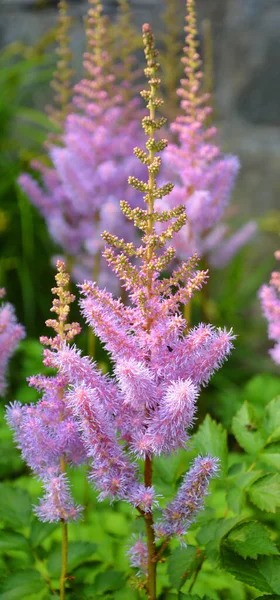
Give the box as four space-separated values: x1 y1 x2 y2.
232 403 265 454
48 542 98 576
167 546 202 590
193 415 227 473
0 484 32 529
0 531 29 553
197 517 242 567
221 547 280 594
0 569 46 599
248 474 280 512
231 469 263 490
93 570 126 594
261 444 280 470
226 486 244 514
245 374 280 408
264 397 280 443
224 521 278 559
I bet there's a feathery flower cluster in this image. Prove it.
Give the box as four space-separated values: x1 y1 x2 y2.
154 455 219 538
44 26 234 564
6 262 85 522
19 0 145 290
259 250 280 365
0 290 25 395
159 0 255 266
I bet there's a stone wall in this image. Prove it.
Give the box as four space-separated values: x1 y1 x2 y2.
1 0 279 215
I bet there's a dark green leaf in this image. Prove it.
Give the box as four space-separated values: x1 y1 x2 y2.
93 570 126 594
167 546 202 590
224 521 278 559
193 415 228 473
29 519 58 548
264 397 280 443
197 517 241 566
248 474 280 512
0 484 32 529
48 542 98 576
0 569 46 599
232 403 265 454
221 547 280 593
0 531 29 553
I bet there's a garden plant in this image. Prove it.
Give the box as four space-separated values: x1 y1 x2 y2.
0 1 279 599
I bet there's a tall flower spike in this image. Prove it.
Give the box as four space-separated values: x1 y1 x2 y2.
0 291 25 396
47 0 74 144
6 261 84 526
40 24 234 600
19 0 145 290
154 455 219 539
259 250 280 365
158 0 252 267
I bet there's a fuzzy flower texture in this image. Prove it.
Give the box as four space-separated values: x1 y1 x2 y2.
259 250 280 365
8 22 234 579
0 289 25 395
6 263 85 522
160 0 256 267
19 0 145 290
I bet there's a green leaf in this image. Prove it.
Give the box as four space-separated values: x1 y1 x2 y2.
232 403 265 454
48 542 98 576
0 569 46 599
167 546 202 590
255 596 280 599
264 397 280 443
93 570 126 594
248 474 280 512
197 517 241 566
0 531 29 553
0 484 32 529
29 519 58 548
245 374 280 408
193 415 228 473
221 547 280 593
261 444 280 470
224 521 279 559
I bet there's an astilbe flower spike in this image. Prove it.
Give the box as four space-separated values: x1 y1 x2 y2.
158 0 256 267
51 25 234 597
19 0 145 291
6 261 84 522
0 290 25 395
259 250 280 365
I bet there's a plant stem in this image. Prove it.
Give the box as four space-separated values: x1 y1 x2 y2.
59 457 68 600
60 519 68 600
144 456 157 600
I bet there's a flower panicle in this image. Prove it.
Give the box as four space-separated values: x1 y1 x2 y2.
154 455 219 538
259 250 280 365
0 295 25 396
41 260 81 350
47 0 74 143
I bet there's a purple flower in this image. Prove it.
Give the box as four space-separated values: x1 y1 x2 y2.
154 455 219 538
259 250 280 364
0 295 25 395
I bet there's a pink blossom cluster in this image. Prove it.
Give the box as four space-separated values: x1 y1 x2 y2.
19 2 144 290
6 375 85 522
158 0 256 267
6 263 85 522
259 250 280 365
0 290 25 395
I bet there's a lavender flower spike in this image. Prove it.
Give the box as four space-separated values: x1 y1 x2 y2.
154 455 219 539
0 291 25 395
259 250 280 365
6 262 85 522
